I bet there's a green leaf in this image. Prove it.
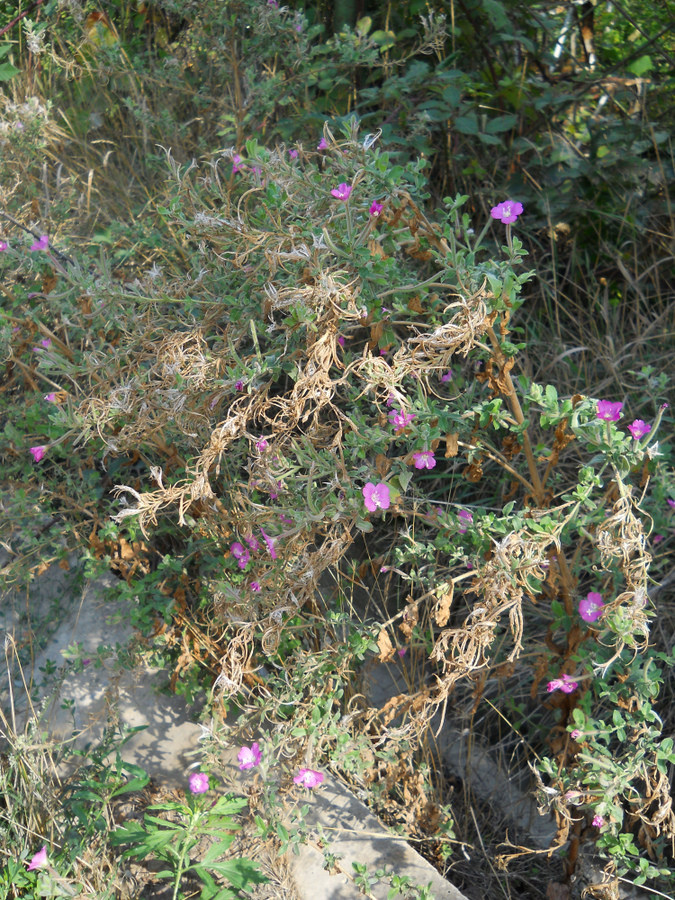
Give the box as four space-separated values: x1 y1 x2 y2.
0 62 19 81
627 55 652 76
454 115 479 135
356 16 372 36
371 30 396 51
485 114 518 134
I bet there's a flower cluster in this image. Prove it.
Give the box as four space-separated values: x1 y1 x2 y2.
235 743 324 790
547 673 578 694
388 408 415 432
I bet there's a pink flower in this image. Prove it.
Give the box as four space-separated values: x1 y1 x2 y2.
29 235 49 252
668 499 675 510
44 393 56 402
547 673 578 694
579 592 604 623
490 201 523 224
235 379 244 391
268 0 279 7
627 419 650 440
412 450 436 470
230 542 250 569
238 742 262 770
596 400 623 422
29 446 46 463
653 534 664 544
27 846 48 871
232 154 243 174
570 729 582 740
457 509 473 534
337 335 345 347
188 772 209 794
362 482 390 512
33 338 51 351
317 137 328 150
256 438 269 451
293 768 324 788
0 241 8 251
388 408 416 432
249 581 261 592
279 513 293 523
289 148 298 159
245 535 260 551
397 647 407 658
440 370 453 383
592 814 604 828
369 200 383 217
331 183 352 201
260 528 277 559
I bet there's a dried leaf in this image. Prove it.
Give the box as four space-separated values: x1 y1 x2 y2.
434 584 454 627
445 433 459 457
375 453 392 477
377 628 396 662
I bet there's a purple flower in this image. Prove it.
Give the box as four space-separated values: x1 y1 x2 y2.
29 445 46 463
457 509 473 534
0 241 8 251
362 482 390 512
289 148 298 159
279 513 293 523
668 499 675 510
260 528 277 559
188 772 209 794
232 154 243 174
235 379 244 391
653 534 664 544
268 0 279 6
398 647 407 658
547 673 578 694
388 408 416 432
331 183 352 201
579 592 604 623
249 581 261 592
337 335 345 347
490 201 523 224
245 534 260 551
29 235 49 252
33 338 51 352
369 200 383 217
27 846 48 871
596 400 623 422
592 814 604 828
256 438 269 451
570 729 581 740
317 137 328 150
627 419 651 440
440 369 453 383
412 450 436 470
293 768 324 788
238 742 262 770
44 393 57 402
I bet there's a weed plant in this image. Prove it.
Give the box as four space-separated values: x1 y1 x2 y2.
1 2 674 898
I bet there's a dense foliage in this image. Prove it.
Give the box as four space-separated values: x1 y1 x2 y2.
1 2 673 898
